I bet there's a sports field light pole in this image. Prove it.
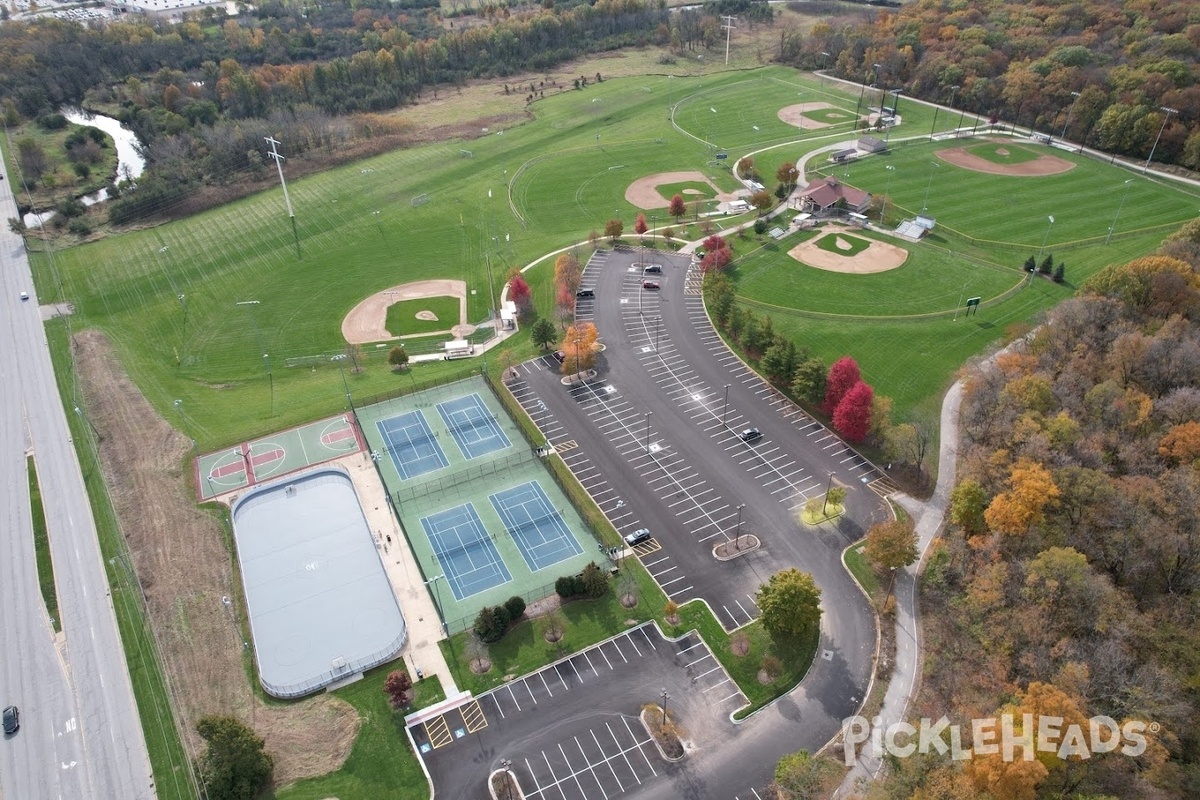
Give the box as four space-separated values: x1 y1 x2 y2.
644 411 653 453
172 399 196 450
819 51 830 84
264 136 301 260
424 574 448 635
751 124 760 149
1059 91 1081 143
722 383 731 427
921 162 940 213
1037 215 1055 261
854 72 870 128
1143 106 1178 174
1106 179 1135 245
708 107 718 152
236 300 273 415
331 354 353 410
953 280 969 322
884 90 903 144
880 165 896 224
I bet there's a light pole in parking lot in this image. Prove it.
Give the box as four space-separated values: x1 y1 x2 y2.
734 504 745 547
660 687 670 723
644 411 653 453
822 471 835 515
722 383 731 427
654 316 662 353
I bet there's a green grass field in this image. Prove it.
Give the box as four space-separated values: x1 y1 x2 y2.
30 64 1199 443
656 180 716 202
813 231 870 257
384 296 460 338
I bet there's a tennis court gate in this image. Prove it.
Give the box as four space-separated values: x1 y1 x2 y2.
391 446 539 505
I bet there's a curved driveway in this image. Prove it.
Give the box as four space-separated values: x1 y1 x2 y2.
502 246 891 793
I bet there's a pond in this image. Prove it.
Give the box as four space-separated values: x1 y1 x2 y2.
23 107 145 228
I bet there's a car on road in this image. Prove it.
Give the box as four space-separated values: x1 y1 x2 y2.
642 264 662 274
575 288 595 298
642 280 660 290
624 528 652 546
2 705 18 735
552 350 566 363
740 427 763 443
20 291 29 301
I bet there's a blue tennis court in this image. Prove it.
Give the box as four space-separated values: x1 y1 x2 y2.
437 394 512 460
489 481 585 572
378 411 449 480
420 503 512 600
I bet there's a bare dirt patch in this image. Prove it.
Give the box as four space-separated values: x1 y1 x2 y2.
415 310 439 321
624 171 737 210
788 225 909 274
936 145 1075 176
73 330 359 788
777 102 844 130
341 279 468 344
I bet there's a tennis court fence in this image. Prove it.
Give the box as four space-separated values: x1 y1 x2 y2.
392 446 540 504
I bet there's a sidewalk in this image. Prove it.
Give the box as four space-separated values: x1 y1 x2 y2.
339 451 462 697
834 380 962 798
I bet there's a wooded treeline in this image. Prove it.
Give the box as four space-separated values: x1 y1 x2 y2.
780 0 1200 169
865 224 1200 799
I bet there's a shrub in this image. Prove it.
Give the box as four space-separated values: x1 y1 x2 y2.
581 561 609 598
473 605 511 643
503 595 527 620
37 112 67 130
56 197 86 218
555 575 583 598
754 218 769 234
68 217 92 236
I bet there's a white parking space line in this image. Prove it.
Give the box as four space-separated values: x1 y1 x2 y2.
684 653 713 669
666 584 694 597
490 692 507 720
591 729 624 792
508 683 522 712
622 716 658 776
577 737 609 800
659 575 687 588
554 665 569 691
702 677 733 693
559 742 589 798
525 679 537 705
539 670 554 697
582 650 598 677
625 632 642 657
694 664 724 680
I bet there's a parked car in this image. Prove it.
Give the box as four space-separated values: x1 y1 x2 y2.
642 280 660 290
643 264 662 274
552 350 566 363
624 528 652 546
740 427 763 443
2 705 18 735
575 288 595 298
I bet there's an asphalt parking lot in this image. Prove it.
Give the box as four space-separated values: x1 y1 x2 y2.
411 623 746 799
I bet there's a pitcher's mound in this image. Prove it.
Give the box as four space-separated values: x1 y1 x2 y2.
624 171 736 210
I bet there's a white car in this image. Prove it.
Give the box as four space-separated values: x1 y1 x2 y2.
20 291 29 301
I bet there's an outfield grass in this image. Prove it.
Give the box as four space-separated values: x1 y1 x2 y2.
26 455 61 632
384 296 460 338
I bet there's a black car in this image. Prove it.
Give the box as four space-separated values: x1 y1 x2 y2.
3 705 18 735
552 350 566 363
624 528 652 546
643 264 663 274
576 288 595 298
740 427 763 443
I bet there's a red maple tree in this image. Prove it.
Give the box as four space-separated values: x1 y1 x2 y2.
833 380 874 444
823 356 861 415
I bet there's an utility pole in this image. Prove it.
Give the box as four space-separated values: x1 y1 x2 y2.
721 15 736 65
265 136 301 259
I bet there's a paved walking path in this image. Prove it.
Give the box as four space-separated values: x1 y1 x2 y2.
834 379 963 797
340 452 462 697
